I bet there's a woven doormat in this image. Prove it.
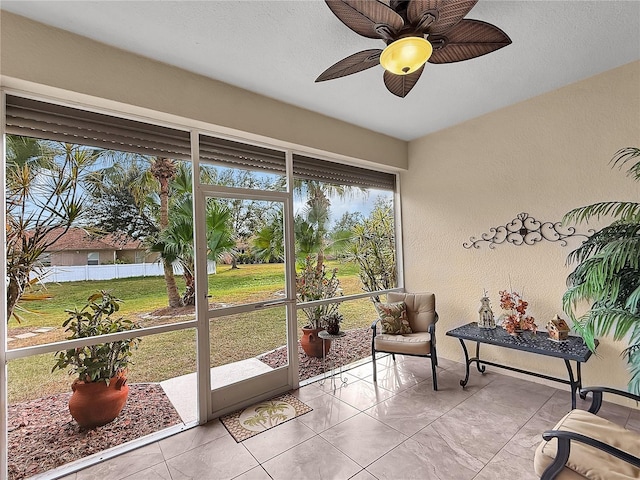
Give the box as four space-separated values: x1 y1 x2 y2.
220 393 312 443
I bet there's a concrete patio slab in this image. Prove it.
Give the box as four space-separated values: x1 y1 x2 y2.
160 358 274 423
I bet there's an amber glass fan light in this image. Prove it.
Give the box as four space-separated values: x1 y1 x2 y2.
380 37 433 75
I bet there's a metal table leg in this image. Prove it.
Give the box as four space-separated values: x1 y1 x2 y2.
564 359 579 409
459 339 486 387
475 342 486 373
459 339 470 387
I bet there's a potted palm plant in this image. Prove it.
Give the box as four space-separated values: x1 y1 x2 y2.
563 147 640 394
52 291 141 428
296 255 342 357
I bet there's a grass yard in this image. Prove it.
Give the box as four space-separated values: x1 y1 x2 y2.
7 260 378 403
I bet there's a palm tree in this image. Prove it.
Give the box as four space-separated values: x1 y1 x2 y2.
152 165 235 305
5 139 99 320
88 154 183 308
252 210 284 263
150 157 183 308
563 147 640 393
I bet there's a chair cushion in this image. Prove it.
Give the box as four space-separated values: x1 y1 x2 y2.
374 332 432 355
374 301 412 334
533 409 640 480
388 292 436 332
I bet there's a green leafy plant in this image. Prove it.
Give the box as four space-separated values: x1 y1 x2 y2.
344 198 396 302
52 291 141 383
296 255 342 329
562 147 640 393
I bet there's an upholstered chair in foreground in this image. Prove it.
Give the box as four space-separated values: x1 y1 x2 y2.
371 292 438 390
534 386 640 479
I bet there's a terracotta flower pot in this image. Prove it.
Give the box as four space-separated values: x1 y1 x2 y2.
300 326 331 358
68 375 129 429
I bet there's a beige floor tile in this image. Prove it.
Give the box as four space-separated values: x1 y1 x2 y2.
233 466 273 480
242 417 316 463
297 393 360 433
165 434 258 479
475 414 555 480
434 356 463 371
261 436 361 480
473 450 539 480
122 461 172 479
350 469 379 480
365 391 443 435
345 361 382 379
75 443 165 480
316 371 359 392
368 434 479 480
397 369 487 411
388 356 435 379
626 408 640 432
442 363 500 391
328 377 395 411
320 412 408 467
367 364 430 393
290 383 325 402
430 402 522 465
158 419 229 459
462 376 555 423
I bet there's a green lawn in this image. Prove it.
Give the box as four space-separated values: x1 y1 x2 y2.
8 261 377 403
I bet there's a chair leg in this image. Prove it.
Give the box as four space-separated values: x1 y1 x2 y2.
431 357 438 391
431 346 438 391
372 348 377 382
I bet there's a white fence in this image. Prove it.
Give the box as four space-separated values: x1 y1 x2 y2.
36 261 217 283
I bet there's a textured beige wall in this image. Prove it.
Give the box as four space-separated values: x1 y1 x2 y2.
405 61 640 401
0 11 406 169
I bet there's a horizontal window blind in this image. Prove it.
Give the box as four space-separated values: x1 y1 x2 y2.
199 135 286 173
5 95 396 191
5 95 191 159
293 154 395 190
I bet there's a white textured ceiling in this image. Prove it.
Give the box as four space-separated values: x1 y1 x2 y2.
2 1 639 141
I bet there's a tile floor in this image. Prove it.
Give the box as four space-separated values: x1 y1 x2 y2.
58 355 640 480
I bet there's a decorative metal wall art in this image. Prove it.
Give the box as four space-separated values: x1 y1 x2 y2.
463 212 593 249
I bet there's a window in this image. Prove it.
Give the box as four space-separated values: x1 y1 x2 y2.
87 252 99 265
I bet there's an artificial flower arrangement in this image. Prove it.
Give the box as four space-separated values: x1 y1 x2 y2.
499 289 537 334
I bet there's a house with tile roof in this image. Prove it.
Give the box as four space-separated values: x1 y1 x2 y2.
40 227 157 266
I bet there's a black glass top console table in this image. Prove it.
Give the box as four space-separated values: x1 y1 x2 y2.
446 322 598 409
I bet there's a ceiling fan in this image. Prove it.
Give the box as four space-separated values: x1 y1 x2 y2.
316 0 512 97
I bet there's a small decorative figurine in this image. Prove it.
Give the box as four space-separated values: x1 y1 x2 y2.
478 291 496 329
546 314 570 342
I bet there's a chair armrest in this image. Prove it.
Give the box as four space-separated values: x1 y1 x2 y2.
540 429 640 479
371 318 381 336
579 386 640 414
428 322 436 345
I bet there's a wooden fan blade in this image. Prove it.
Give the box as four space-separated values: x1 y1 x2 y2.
316 49 383 82
407 0 477 35
383 65 424 98
325 0 404 40
428 19 511 64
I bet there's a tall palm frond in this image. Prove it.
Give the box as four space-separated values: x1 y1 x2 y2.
612 147 640 182
563 147 640 393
